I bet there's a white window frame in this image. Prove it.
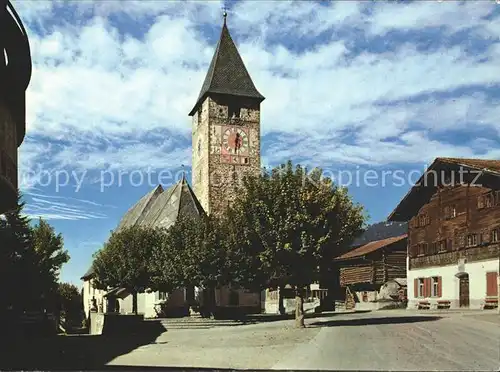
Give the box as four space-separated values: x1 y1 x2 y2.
450 205 457 218
467 234 477 247
492 229 499 243
431 277 439 297
418 278 425 298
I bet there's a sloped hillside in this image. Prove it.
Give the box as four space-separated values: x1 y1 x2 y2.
351 221 408 247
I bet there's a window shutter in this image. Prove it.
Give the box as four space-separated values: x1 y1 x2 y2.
437 277 442 298
425 278 431 298
486 272 498 297
414 279 419 298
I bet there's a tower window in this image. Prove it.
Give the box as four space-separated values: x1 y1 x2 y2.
228 105 240 119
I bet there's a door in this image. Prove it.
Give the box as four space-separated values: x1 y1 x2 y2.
459 274 470 307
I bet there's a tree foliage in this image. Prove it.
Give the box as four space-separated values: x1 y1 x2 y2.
90 160 365 327
92 225 164 313
0 192 69 315
224 161 366 327
57 282 83 324
32 218 70 309
150 215 228 292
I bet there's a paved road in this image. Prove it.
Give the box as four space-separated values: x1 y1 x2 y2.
273 310 500 371
108 310 500 371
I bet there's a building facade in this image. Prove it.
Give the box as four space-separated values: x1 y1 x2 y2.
334 235 408 311
389 158 500 310
187 15 264 312
0 0 32 213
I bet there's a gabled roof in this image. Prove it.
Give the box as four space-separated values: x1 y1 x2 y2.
389 157 500 222
80 265 95 280
117 175 205 231
189 18 265 116
116 185 163 231
435 157 500 174
82 176 205 281
334 234 407 261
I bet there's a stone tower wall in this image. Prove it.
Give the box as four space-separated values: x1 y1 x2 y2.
192 98 211 213
192 96 261 217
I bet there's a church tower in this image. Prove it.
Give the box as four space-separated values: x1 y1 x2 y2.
189 13 265 217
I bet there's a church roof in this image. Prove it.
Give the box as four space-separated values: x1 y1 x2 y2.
80 265 95 280
116 184 164 231
189 18 265 116
81 176 205 281
117 175 205 231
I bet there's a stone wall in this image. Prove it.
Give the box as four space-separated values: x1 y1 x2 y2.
89 312 144 335
83 279 107 319
192 96 261 217
192 98 210 213
263 288 322 314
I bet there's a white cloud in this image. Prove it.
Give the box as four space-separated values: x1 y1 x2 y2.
11 0 500 190
367 1 495 36
23 194 108 220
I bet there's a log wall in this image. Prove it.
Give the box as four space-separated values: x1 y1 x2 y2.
409 184 500 269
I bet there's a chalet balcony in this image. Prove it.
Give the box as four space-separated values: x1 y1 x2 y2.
410 243 499 270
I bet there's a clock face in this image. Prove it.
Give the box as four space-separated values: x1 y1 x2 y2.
222 127 249 155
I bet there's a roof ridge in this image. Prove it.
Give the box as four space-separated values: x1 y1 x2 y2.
335 234 407 261
174 176 185 222
116 184 163 231
182 177 206 217
196 27 223 103
147 180 182 227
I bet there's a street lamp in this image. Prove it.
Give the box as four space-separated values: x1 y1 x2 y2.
0 0 32 213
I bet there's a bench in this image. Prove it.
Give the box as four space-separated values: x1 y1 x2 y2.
437 300 451 309
418 301 430 310
484 298 498 309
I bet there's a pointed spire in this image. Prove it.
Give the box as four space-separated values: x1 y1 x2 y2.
222 5 228 25
188 11 265 116
181 164 186 183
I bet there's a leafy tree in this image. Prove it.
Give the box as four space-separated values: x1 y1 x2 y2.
92 226 164 314
57 282 82 325
0 192 69 315
1 193 40 312
31 218 70 311
151 215 229 314
225 161 366 327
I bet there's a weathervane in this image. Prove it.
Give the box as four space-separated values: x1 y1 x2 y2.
222 4 228 24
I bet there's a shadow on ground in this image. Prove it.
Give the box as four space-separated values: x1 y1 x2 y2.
103 367 312 371
310 315 442 327
158 310 372 329
242 310 371 324
0 320 166 370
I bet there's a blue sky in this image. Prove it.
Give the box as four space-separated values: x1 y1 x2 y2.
13 0 500 286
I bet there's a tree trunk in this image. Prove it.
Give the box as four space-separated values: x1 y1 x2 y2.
295 287 305 328
132 291 138 315
278 287 285 315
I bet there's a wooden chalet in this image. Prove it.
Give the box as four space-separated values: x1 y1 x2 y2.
334 234 407 310
389 157 500 310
